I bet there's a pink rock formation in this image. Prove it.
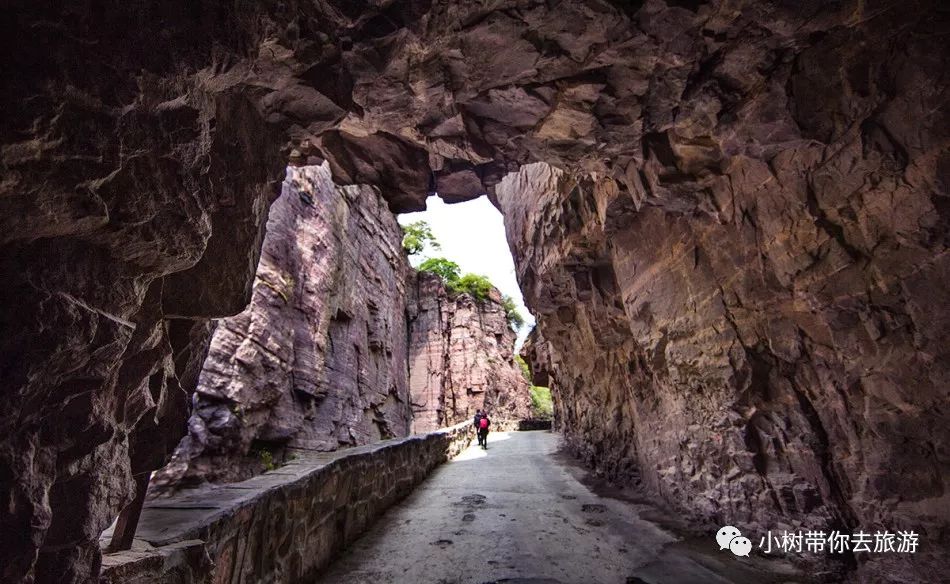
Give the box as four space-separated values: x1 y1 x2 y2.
152 164 413 488
409 272 533 433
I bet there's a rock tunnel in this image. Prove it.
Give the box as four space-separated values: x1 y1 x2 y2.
1 1 948 582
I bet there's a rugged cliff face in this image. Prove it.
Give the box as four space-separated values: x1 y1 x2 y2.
152 164 414 489
504 159 949 582
2 0 947 581
409 272 532 433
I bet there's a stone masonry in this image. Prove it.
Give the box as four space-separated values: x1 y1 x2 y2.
101 422 473 584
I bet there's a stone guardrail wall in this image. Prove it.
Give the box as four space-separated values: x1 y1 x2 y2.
516 419 553 431
491 418 552 432
101 421 474 584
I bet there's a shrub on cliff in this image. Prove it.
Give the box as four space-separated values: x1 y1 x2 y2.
515 355 531 381
420 257 523 331
450 273 493 300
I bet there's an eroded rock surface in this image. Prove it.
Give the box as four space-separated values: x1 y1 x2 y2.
2 0 947 581
152 165 413 489
505 157 948 582
409 272 532 433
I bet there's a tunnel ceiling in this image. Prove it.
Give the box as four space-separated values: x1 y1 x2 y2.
2 0 948 582
7 0 900 216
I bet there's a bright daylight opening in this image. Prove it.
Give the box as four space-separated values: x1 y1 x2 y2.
397 196 535 349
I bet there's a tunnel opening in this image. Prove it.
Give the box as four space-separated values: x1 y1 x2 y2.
137 163 553 500
2 1 947 582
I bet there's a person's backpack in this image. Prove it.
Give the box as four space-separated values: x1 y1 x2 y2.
479 417 489 430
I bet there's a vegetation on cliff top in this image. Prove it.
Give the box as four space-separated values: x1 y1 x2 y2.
410 226 524 331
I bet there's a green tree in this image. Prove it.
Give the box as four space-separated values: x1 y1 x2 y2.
401 220 440 255
418 257 461 283
502 295 524 330
450 273 493 300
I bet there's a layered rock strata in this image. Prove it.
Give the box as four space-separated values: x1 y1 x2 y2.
152 164 414 490
3 0 947 581
408 272 533 433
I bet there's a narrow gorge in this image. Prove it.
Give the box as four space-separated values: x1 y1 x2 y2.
152 165 531 491
1 1 947 583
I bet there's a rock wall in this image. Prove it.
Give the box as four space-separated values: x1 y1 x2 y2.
102 422 473 584
1 4 313 579
3 0 947 581
152 164 414 490
408 272 533 433
503 158 949 582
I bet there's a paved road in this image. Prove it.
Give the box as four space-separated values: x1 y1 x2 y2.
314 431 804 584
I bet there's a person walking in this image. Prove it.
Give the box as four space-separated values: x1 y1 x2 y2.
477 412 491 450
473 409 485 446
